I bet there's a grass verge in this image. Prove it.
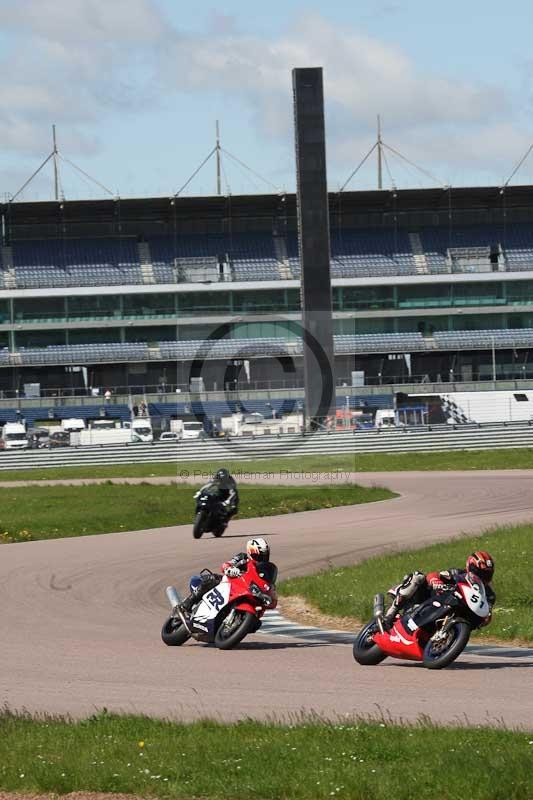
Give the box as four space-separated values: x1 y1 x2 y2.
0 711 532 800
1 446 533 482
279 523 533 644
0 482 393 543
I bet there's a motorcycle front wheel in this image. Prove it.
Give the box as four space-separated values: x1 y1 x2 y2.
214 609 257 650
423 621 470 669
193 510 206 539
352 621 388 665
161 615 191 646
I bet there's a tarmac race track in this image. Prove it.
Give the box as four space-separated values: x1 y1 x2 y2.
1 470 532 728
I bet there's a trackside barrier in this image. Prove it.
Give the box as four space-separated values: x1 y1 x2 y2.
1 421 533 471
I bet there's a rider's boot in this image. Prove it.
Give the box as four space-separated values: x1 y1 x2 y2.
178 594 195 615
383 598 402 628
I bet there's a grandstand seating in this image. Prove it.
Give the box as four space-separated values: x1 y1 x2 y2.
4 327 533 368
5 223 533 288
434 328 533 349
9 238 143 288
3 333 428 368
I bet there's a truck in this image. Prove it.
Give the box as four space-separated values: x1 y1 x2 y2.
0 422 29 449
75 418 153 446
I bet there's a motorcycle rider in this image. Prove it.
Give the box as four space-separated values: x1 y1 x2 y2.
383 550 496 628
196 468 239 520
178 537 275 614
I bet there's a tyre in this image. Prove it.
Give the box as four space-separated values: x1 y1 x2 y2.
214 609 257 650
193 510 206 539
161 615 191 646
352 621 388 666
212 523 226 538
423 621 470 669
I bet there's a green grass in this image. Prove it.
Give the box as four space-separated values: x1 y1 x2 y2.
279 523 533 644
0 711 531 800
0 482 393 543
2 447 533 482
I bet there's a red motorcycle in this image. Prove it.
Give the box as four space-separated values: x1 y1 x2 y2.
353 571 491 669
162 560 277 650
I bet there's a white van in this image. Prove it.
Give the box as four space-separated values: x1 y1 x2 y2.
1 422 29 449
61 418 86 433
180 421 204 440
374 409 397 429
129 417 153 443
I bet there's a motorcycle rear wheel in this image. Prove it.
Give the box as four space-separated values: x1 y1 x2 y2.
212 523 226 537
423 621 470 669
352 621 387 666
161 615 191 646
215 609 257 650
193 511 206 539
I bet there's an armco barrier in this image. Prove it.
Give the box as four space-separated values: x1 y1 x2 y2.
0 421 533 471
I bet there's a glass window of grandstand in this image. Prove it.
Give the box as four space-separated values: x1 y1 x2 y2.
334 318 395 334
68 329 121 344
337 286 394 311
125 325 174 344
16 330 66 348
507 312 533 328
177 324 219 341
178 292 231 317
451 282 504 307
0 300 9 324
14 297 66 323
506 281 533 305
232 321 300 340
123 293 175 319
397 285 452 310
67 295 117 321
232 289 298 315
449 314 505 331
0 332 8 348
396 317 449 335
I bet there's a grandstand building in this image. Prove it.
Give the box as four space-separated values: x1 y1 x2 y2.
2 184 533 423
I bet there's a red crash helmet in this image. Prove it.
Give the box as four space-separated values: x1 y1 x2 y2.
466 551 494 584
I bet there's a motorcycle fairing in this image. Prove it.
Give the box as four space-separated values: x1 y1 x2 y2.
373 619 426 661
458 575 489 618
191 580 232 636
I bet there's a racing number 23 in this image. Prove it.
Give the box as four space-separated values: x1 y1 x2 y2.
206 588 225 610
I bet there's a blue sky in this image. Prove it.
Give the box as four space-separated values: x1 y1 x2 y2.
1 0 533 201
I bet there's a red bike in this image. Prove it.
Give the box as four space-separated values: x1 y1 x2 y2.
162 560 277 650
353 571 491 669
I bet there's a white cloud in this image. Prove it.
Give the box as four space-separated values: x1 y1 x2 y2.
0 0 168 156
0 2 529 191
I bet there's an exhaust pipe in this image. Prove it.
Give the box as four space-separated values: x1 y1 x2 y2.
166 585 182 611
373 592 385 634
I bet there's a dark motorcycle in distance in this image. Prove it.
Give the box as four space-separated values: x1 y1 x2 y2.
192 488 230 539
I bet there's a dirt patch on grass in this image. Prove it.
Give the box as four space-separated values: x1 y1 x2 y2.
278 595 360 632
278 595 531 648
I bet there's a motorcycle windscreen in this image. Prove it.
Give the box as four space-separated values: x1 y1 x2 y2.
255 562 278 584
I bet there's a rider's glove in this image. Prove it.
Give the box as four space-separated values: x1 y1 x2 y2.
224 566 241 578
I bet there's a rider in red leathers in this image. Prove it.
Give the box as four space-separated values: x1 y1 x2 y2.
179 537 276 614
383 550 496 628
